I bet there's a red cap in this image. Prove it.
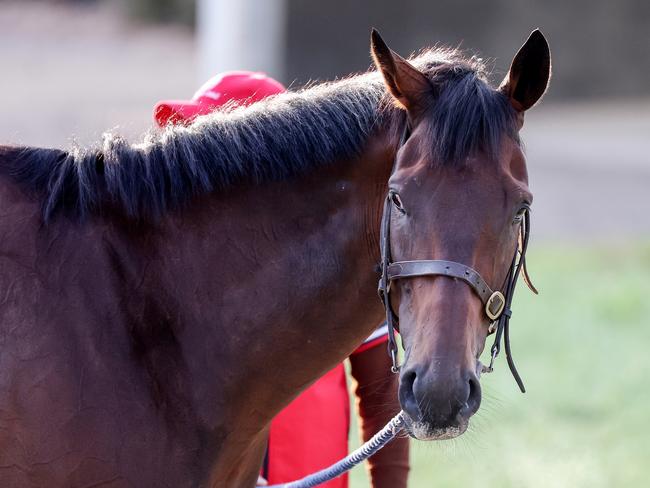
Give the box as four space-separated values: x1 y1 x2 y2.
154 71 286 127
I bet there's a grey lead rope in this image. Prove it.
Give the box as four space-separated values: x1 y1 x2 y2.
265 411 407 488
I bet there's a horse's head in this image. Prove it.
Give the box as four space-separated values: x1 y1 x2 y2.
371 30 550 440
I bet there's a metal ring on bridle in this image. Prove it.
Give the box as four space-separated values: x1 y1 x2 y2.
485 291 506 321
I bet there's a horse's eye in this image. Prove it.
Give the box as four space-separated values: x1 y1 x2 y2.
390 192 406 214
514 205 529 223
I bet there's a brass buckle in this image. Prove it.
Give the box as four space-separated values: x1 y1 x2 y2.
485 291 505 321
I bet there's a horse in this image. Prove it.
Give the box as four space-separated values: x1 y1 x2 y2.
0 29 550 487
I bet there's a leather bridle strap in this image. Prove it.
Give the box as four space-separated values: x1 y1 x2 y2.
485 207 533 393
387 260 506 320
378 190 401 373
377 125 410 373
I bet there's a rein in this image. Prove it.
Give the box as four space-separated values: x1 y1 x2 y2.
378 123 536 392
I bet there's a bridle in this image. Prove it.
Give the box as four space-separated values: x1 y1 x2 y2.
377 124 537 393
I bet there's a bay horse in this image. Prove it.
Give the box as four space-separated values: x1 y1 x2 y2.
0 30 550 487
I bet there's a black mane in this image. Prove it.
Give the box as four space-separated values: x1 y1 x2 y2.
1 48 517 221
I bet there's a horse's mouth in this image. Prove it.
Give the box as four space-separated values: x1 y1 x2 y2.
402 414 469 441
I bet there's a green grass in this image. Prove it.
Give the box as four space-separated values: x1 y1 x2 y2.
349 244 650 487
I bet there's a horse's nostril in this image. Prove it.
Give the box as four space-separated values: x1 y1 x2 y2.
398 370 421 421
462 375 482 417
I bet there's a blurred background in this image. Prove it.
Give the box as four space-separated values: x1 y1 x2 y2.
1 1 648 486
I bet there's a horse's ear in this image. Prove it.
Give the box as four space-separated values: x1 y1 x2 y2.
370 28 431 114
500 29 551 112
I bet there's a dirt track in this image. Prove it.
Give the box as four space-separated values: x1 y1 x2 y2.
1 2 648 243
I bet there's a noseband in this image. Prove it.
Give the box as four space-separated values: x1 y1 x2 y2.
377 125 536 393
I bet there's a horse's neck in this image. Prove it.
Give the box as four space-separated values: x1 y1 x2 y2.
145 130 395 434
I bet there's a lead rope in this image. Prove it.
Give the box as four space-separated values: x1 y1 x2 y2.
264 411 407 488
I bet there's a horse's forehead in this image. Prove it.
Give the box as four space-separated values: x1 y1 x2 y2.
397 157 504 202
395 132 527 204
